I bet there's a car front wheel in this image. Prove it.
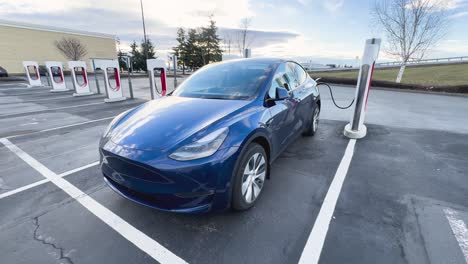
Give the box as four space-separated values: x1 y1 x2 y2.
232 143 268 211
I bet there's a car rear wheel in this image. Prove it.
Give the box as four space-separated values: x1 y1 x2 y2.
303 106 320 136
232 143 268 211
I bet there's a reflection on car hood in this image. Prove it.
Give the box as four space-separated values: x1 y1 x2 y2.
109 96 249 151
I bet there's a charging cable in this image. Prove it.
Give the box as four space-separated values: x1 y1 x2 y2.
315 78 355 109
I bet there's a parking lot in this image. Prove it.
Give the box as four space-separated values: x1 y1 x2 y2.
1 77 467 264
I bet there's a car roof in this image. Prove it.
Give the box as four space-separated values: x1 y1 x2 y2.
216 57 288 65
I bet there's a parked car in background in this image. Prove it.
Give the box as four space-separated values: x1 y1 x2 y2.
0 66 8 77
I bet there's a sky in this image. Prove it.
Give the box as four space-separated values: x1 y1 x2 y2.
1 0 467 65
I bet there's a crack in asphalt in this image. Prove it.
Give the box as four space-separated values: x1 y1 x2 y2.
32 216 74 264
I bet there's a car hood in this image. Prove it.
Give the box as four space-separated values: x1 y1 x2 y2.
109 96 250 151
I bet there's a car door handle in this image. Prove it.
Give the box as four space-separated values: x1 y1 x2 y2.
265 118 274 127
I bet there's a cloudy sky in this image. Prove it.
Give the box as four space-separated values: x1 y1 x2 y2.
1 0 467 64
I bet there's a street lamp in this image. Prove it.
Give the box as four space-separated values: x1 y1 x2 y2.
140 0 148 60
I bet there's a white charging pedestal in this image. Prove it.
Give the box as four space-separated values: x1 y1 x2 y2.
45 61 68 92
68 61 94 97
22 61 42 87
147 59 167 99
344 38 381 139
95 59 126 103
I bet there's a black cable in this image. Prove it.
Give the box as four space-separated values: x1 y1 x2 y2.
317 82 355 109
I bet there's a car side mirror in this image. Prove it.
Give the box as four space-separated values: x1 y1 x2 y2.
275 87 290 100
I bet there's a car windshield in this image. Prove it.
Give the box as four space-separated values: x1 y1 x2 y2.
172 60 275 100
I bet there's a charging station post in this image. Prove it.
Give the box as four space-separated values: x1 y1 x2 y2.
344 38 381 139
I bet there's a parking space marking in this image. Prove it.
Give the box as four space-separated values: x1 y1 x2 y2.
0 102 105 117
0 138 187 264
6 116 115 139
299 139 356 264
0 178 49 200
0 161 99 200
444 208 468 262
1 95 101 105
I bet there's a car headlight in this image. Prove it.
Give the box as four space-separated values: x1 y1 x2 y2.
103 110 131 137
169 127 229 161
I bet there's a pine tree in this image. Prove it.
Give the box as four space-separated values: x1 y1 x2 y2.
201 16 222 64
173 28 187 74
129 41 142 72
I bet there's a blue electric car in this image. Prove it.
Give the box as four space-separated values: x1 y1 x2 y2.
99 58 321 213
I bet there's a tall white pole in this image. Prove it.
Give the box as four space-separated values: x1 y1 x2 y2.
344 38 381 139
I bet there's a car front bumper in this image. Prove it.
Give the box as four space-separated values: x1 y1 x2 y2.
100 140 240 213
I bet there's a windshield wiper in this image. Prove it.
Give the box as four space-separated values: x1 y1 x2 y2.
202 96 229 100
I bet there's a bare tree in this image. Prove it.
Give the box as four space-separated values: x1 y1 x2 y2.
223 33 233 55
373 0 450 83
54 37 88 61
236 18 255 56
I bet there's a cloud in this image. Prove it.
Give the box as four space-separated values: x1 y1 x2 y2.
323 0 344 12
451 11 468 18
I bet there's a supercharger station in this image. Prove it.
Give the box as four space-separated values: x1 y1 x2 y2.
45 61 68 92
344 38 381 139
93 59 126 103
22 61 42 87
68 61 94 96
147 59 167 99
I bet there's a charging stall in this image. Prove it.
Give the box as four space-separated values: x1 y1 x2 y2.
68 61 93 97
45 61 68 92
147 59 167 99
344 38 381 139
93 59 126 103
22 61 42 87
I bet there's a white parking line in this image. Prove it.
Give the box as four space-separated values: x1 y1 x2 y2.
299 139 356 264
0 138 187 264
0 161 99 200
0 102 105 117
6 116 115 139
444 208 468 263
0 179 49 200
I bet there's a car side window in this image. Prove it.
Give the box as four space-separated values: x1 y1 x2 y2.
268 63 292 99
294 63 308 85
286 62 300 89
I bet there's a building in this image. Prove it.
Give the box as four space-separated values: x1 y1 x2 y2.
0 19 117 74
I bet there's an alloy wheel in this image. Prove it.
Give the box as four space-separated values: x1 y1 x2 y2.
241 152 266 203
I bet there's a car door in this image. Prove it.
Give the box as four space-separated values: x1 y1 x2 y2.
284 62 308 137
265 63 299 159
290 62 316 130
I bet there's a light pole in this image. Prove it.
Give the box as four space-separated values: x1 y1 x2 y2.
140 0 154 99
140 0 148 60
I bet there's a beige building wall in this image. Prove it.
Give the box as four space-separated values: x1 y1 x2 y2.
0 24 117 74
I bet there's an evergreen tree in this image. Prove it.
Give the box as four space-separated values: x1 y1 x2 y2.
130 41 142 72
173 28 187 74
138 39 156 72
200 17 222 64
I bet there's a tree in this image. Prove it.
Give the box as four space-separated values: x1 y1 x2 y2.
236 17 254 56
54 37 88 60
129 39 156 72
129 41 142 72
200 16 223 64
173 28 187 74
185 28 202 69
175 17 223 70
372 0 450 83
223 33 233 55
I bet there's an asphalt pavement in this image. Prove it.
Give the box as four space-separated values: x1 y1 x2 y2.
0 75 467 264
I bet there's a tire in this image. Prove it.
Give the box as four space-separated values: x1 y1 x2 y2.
232 143 268 211
303 105 320 137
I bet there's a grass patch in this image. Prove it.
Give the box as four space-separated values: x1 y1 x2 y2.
312 63 468 86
